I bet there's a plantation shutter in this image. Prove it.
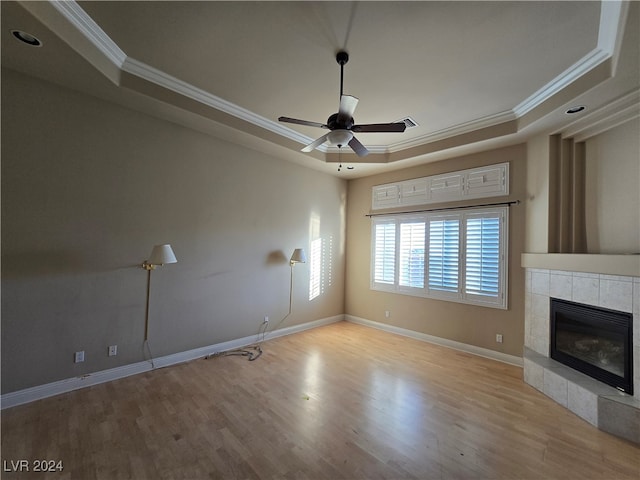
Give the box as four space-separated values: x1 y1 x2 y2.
370 205 507 309
373 221 396 284
428 218 460 292
399 222 425 288
308 238 322 300
465 215 501 297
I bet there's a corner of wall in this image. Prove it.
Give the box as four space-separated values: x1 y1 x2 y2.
525 134 551 253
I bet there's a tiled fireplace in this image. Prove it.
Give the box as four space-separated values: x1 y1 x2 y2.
523 266 639 444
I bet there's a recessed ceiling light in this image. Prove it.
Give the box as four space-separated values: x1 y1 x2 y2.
11 30 42 47
565 105 586 114
347 166 355 170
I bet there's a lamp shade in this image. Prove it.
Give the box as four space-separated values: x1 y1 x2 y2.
327 129 353 147
148 244 177 266
290 248 307 264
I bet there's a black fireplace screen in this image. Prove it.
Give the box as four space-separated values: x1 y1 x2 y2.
550 298 633 395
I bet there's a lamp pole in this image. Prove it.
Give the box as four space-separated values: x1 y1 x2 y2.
144 267 152 341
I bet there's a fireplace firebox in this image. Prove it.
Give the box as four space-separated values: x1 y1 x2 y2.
550 298 633 395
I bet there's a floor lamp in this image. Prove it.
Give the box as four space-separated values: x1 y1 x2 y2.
142 244 177 364
286 248 307 319
208 248 306 361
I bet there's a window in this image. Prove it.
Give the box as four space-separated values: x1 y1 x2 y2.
399 221 425 289
371 206 508 309
373 222 396 285
465 214 501 299
427 217 459 293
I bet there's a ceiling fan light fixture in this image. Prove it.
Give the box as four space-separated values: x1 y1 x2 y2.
327 129 353 147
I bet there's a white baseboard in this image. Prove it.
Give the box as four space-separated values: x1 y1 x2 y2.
345 315 523 367
1 315 344 410
1 314 519 409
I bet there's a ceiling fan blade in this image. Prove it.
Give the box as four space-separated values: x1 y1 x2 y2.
278 117 328 129
301 133 330 152
348 136 369 157
352 122 407 133
337 95 359 124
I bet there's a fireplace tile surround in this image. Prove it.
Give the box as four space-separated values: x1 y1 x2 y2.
523 267 639 444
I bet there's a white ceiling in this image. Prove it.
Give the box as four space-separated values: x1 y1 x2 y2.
2 1 638 178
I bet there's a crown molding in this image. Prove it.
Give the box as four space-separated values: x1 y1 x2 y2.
387 110 517 153
598 0 629 73
513 48 611 118
326 144 385 155
327 110 516 156
514 0 627 118
48 0 126 68
121 57 313 146
40 0 629 158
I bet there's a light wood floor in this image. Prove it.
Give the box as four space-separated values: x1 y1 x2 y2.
2 321 639 480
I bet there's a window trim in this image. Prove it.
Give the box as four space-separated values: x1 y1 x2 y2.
370 206 508 309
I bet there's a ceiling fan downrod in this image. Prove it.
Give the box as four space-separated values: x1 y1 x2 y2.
336 51 349 99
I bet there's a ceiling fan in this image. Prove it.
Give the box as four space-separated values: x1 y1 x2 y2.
278 51 406 157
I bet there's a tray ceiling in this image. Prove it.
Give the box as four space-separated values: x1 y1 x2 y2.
2 1 638 177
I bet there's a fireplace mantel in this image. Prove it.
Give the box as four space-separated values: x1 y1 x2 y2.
522 253 640 277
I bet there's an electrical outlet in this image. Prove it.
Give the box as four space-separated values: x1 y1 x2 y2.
108 345 118 357
74 351 85 363
385 310 390 318
496 334 503 343
263 316 269 324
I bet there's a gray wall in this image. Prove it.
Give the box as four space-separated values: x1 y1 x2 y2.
2 68 346 393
